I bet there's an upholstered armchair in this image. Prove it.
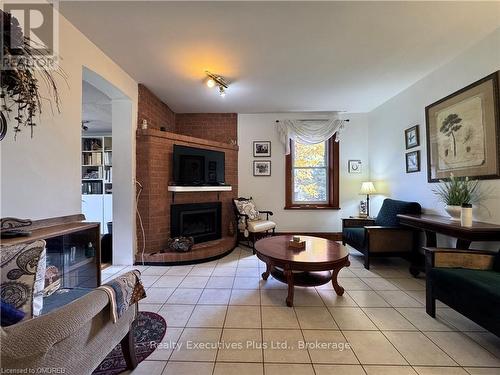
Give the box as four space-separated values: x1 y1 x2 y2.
342 198 421 269
233 197 276 251
425 247 500 336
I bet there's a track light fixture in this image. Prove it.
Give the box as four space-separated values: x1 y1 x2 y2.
205 71 228 97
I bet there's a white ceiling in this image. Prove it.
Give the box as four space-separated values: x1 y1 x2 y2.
82 81 112 133
61 1 500 114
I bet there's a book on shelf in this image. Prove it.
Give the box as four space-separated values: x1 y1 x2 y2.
104 167 112 183
82 181 103 195
82 152 102 166
104 152 112 165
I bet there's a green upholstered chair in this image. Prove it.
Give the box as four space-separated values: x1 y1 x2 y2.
425 247 500 337
342 198 421 269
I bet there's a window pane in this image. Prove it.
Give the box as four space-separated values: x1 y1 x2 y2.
293 142 326 168
293 168 327 202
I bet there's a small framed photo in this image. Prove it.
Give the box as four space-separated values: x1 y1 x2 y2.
253 160 271 176
348 160 362 174
405 125 420 149
359 200 367 217
253 141 271 157
406 150 421 173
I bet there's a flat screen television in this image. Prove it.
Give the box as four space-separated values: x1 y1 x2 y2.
173 145 225 185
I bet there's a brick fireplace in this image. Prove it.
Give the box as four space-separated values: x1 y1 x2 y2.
135 84 238 264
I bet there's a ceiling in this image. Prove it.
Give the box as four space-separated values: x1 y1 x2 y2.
82 81 112 133
61 1 500 114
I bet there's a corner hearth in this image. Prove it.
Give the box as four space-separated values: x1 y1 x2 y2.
135 128 238 265
171 202 222 244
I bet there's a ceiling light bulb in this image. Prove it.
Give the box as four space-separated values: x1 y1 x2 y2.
206 78 216 88
219 86 226 97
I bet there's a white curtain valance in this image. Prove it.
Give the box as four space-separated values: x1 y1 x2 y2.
276 115 347 154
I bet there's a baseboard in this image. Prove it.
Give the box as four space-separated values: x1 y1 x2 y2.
275 232 342 241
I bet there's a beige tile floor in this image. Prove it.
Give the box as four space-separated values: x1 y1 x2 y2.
101 247 500 375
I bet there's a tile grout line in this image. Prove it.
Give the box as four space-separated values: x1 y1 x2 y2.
325 298 367 374
124 249 500 373
292 303 317 375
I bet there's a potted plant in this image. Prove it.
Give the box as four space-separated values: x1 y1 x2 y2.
0 10 62 140
432 174 481 220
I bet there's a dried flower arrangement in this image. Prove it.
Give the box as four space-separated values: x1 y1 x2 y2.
0 9 64 140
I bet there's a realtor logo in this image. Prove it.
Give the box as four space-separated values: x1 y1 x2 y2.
1 0 59 70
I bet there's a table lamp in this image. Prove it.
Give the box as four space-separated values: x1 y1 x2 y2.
360 182 376 217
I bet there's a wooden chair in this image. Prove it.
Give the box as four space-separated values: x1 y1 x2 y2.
342 198 421 269
233 197 276 251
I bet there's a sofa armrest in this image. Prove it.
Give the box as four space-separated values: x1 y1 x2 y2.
365 226 415 253
1 289 127 360
342 218 375 229
425 248 497 270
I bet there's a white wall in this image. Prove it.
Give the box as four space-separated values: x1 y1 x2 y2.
238 113 369 232
0 9 138 264
368 28 500 247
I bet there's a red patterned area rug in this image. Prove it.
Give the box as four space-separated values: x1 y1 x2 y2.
93 311 166 375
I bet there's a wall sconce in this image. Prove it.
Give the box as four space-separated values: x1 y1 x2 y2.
205 71 228 97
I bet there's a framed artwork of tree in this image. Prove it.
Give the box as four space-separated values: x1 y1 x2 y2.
425 71 500 182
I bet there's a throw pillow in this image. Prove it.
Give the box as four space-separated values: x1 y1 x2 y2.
234 199 261 221
0 299 25 326
0 240 47 319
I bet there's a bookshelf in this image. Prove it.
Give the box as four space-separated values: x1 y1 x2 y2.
82 136 112 195
81 136 112 234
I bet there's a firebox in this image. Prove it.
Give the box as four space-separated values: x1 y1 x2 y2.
170 202 222 244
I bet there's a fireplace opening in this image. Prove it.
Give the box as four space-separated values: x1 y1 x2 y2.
171 202 222 244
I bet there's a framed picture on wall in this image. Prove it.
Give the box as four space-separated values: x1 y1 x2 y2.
425 71 500 182
348 160 362 173
253 141 271 157
405 125 420 149
406 150 421 173
253 160 271 176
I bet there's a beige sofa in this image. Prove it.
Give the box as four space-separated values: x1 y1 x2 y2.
1 288 137 374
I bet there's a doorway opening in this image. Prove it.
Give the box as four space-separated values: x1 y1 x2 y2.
82 67 135 266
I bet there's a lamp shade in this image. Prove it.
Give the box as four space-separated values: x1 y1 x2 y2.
360 182 376 195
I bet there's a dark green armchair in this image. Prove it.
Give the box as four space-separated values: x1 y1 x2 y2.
342 198 421 269
425 247 500 337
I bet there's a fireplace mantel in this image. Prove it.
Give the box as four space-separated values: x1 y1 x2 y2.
167 186 232 193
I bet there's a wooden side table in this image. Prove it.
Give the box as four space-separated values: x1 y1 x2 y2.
398 213 500 276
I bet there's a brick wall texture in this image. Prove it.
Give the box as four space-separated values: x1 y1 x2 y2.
138 84 176 131
175 113 238 144
136 85 238 254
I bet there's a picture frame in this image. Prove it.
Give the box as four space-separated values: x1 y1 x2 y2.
405 125 420 149
425 71 500 182
348 160 362 174
253 160 271 176
253 141 271 157
406 150 421 173
359 200 367 217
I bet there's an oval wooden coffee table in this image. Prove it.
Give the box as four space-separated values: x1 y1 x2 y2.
255 235 350 307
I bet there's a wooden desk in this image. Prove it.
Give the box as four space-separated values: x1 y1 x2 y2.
1 214 101 286
397 214 500 276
